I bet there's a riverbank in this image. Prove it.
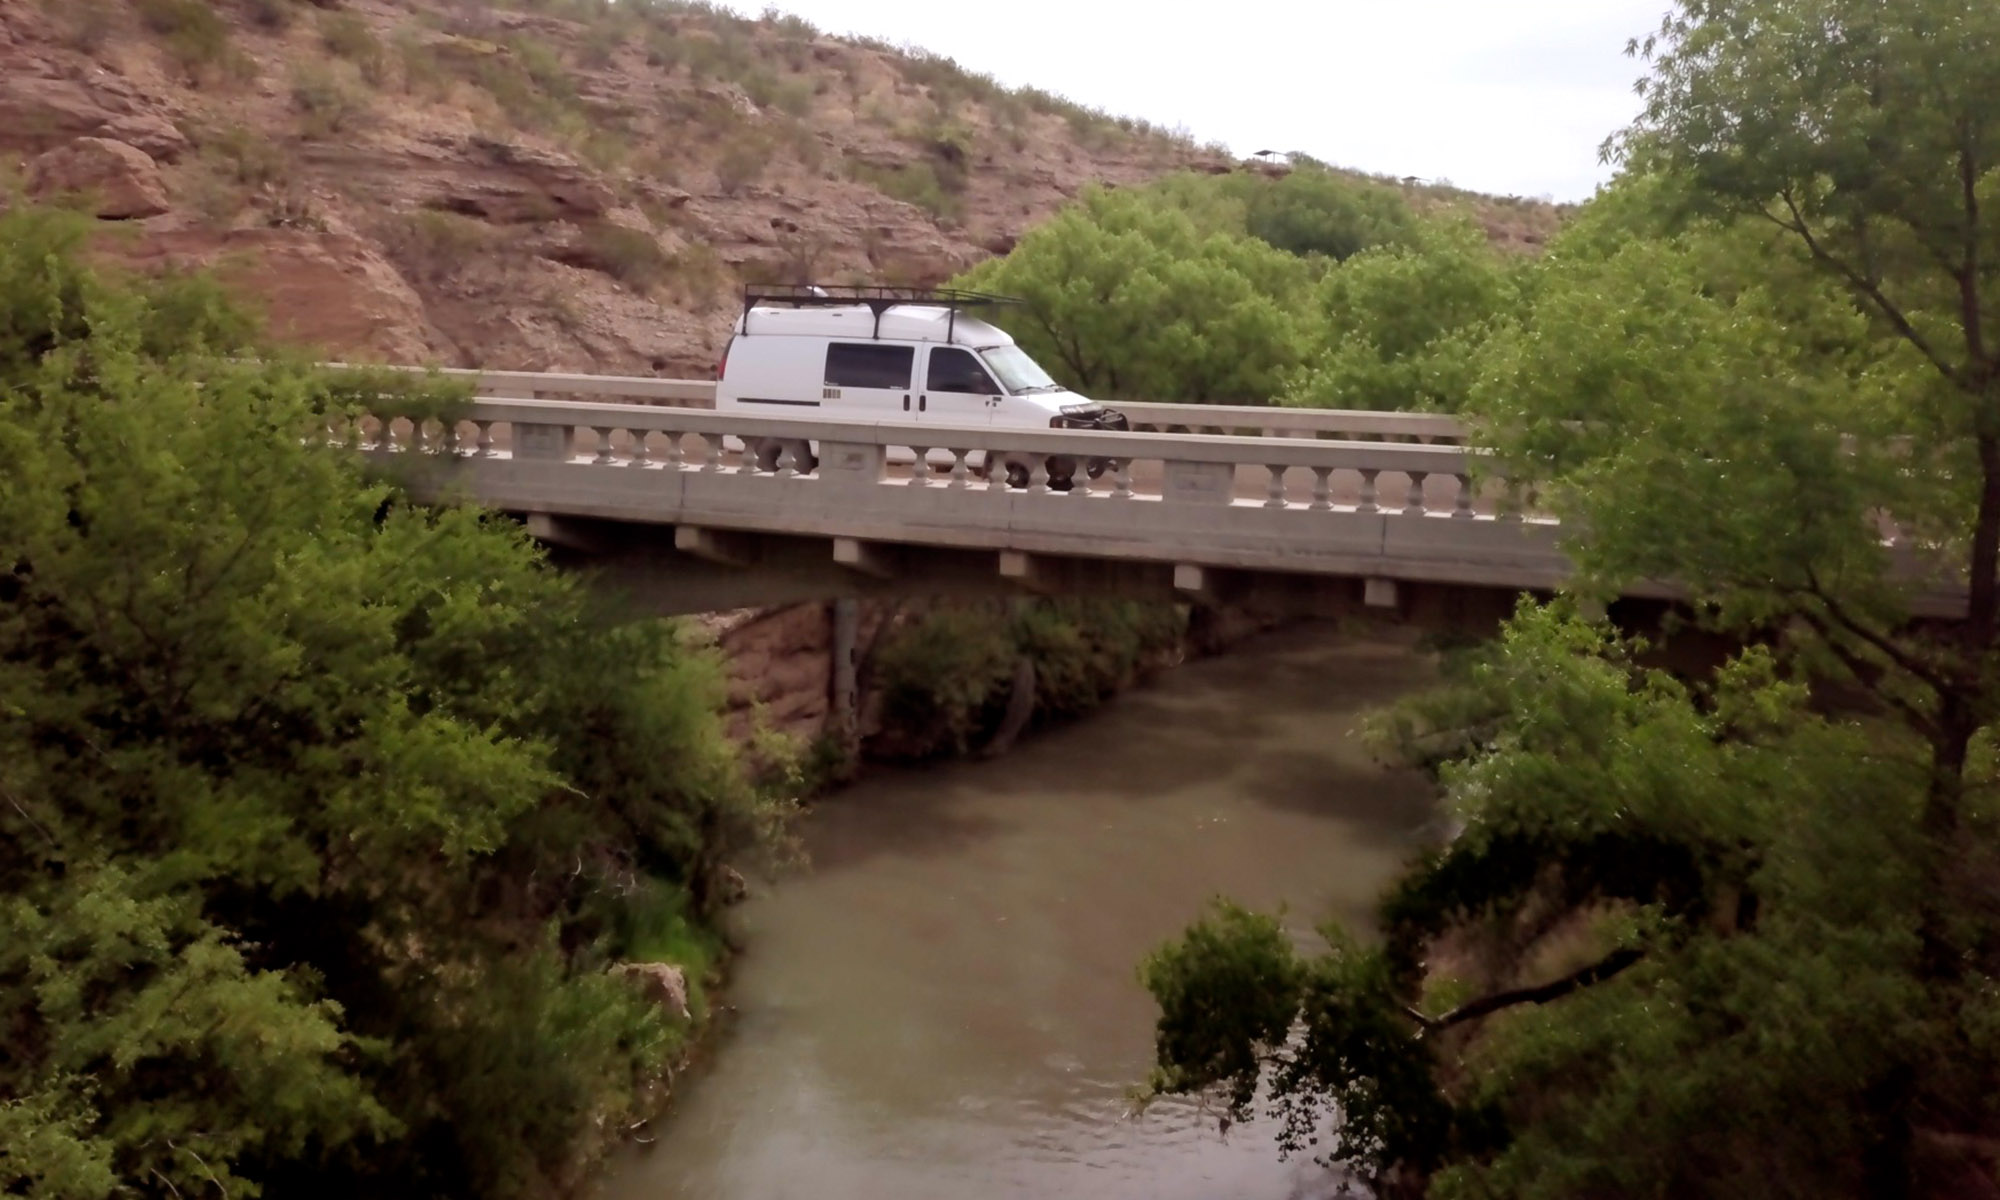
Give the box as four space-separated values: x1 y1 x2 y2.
599 624 1441 1200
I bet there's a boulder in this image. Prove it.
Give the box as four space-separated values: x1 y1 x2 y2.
611 962 691 1021
28 137 169 219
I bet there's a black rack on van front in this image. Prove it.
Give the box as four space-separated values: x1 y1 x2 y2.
740 284 1024 341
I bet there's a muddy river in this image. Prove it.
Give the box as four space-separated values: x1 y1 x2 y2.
600 626 1437 1200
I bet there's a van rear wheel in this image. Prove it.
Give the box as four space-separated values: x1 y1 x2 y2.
750 437 815 474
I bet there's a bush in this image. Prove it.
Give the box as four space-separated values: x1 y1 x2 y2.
291 63 368 137
384 209 498 282
565 221 674 292
319 11 389 85
242 0 297 31
0 203 783 1198
137 0 244 76
848 159 960 222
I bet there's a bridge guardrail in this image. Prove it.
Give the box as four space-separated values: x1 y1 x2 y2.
341 397 1516 520
323 364 1470 443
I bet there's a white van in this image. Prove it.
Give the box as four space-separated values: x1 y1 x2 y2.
714 286 1128 488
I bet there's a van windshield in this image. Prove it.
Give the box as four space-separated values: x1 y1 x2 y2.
980 345 1062 394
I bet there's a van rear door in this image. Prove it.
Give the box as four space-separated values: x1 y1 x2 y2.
823 342 914 420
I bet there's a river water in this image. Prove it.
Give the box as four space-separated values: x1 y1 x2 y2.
599 627 1437 1200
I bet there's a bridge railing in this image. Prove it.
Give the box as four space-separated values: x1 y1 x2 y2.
325 365 1470 444
338 396 1519 520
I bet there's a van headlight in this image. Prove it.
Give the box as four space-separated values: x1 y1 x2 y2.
1060 403 1103 418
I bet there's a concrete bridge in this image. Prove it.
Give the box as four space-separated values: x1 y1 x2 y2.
344 368 1961 625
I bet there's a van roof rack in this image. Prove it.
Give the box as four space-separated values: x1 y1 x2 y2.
741 284 1024 340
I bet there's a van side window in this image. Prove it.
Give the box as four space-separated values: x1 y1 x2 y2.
825 343 914 389
927 348 999 394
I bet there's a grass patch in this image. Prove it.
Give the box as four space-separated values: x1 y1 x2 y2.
610 879 725 1023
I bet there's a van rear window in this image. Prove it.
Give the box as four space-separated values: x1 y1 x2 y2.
825 343 914 389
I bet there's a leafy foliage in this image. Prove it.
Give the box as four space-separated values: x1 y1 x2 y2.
956 187 1316 404
0 206 783 1197
866 599 1185 759
1142 2 2000 1193
1289 218 1521 412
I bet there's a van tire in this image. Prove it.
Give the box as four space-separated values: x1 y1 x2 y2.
750 437 816 474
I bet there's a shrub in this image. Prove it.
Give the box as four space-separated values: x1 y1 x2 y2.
848 159 959 222
319 11 389 85
865 600 1185 759
567 221 674 292
43 0 117 53
243 0 297 31
291 63 368 137
384 209 497 282
715 140 770 195
137 0 245 77
199 123 286 186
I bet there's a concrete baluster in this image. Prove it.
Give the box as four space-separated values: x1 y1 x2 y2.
1029 458 1050 495
949 449 970 489
1499 478 1524 522
1264 464 1287 508
1404 472 1429 517
1453 474 1475 518
1113 459 1134 500
1357 468 1380 514
1310 466 1334 511
593 426 617 465
776 442 797 479
474 420 495 457
1071 458 1093 497
660 430 683 467
700 434 724 471
909 447 930 486
628 429 650 468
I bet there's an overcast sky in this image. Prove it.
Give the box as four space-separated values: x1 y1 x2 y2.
717 0 1671 201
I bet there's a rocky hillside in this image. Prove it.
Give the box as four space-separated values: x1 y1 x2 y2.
0 0 1248 373
2 1 1569 378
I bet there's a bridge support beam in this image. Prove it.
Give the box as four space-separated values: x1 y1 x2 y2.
1364 577 1399 609
830 598 860 752
674 525 757 568
524 512 609 553
998 550 1050 593
1174 563 1239 608
833 537 897 579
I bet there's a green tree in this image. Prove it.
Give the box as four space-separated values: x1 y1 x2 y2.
1286 217 1521 412
956 186 1315 404
0 206 782 1198
1141 2 2000 1193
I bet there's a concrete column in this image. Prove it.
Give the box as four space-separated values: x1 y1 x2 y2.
830 598 860 749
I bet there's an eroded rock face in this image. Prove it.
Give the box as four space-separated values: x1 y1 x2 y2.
110 230 444 363
0 68 187 161
29 137 169 219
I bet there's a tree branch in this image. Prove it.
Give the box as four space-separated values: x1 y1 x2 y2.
1957 122 1987 372
1405 947 1645 1037
1796 569 1960 695
1764 192 1965 390
1792 607 1943 739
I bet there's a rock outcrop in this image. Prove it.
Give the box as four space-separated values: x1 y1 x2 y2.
28 137 170 219
611 963 691 1022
